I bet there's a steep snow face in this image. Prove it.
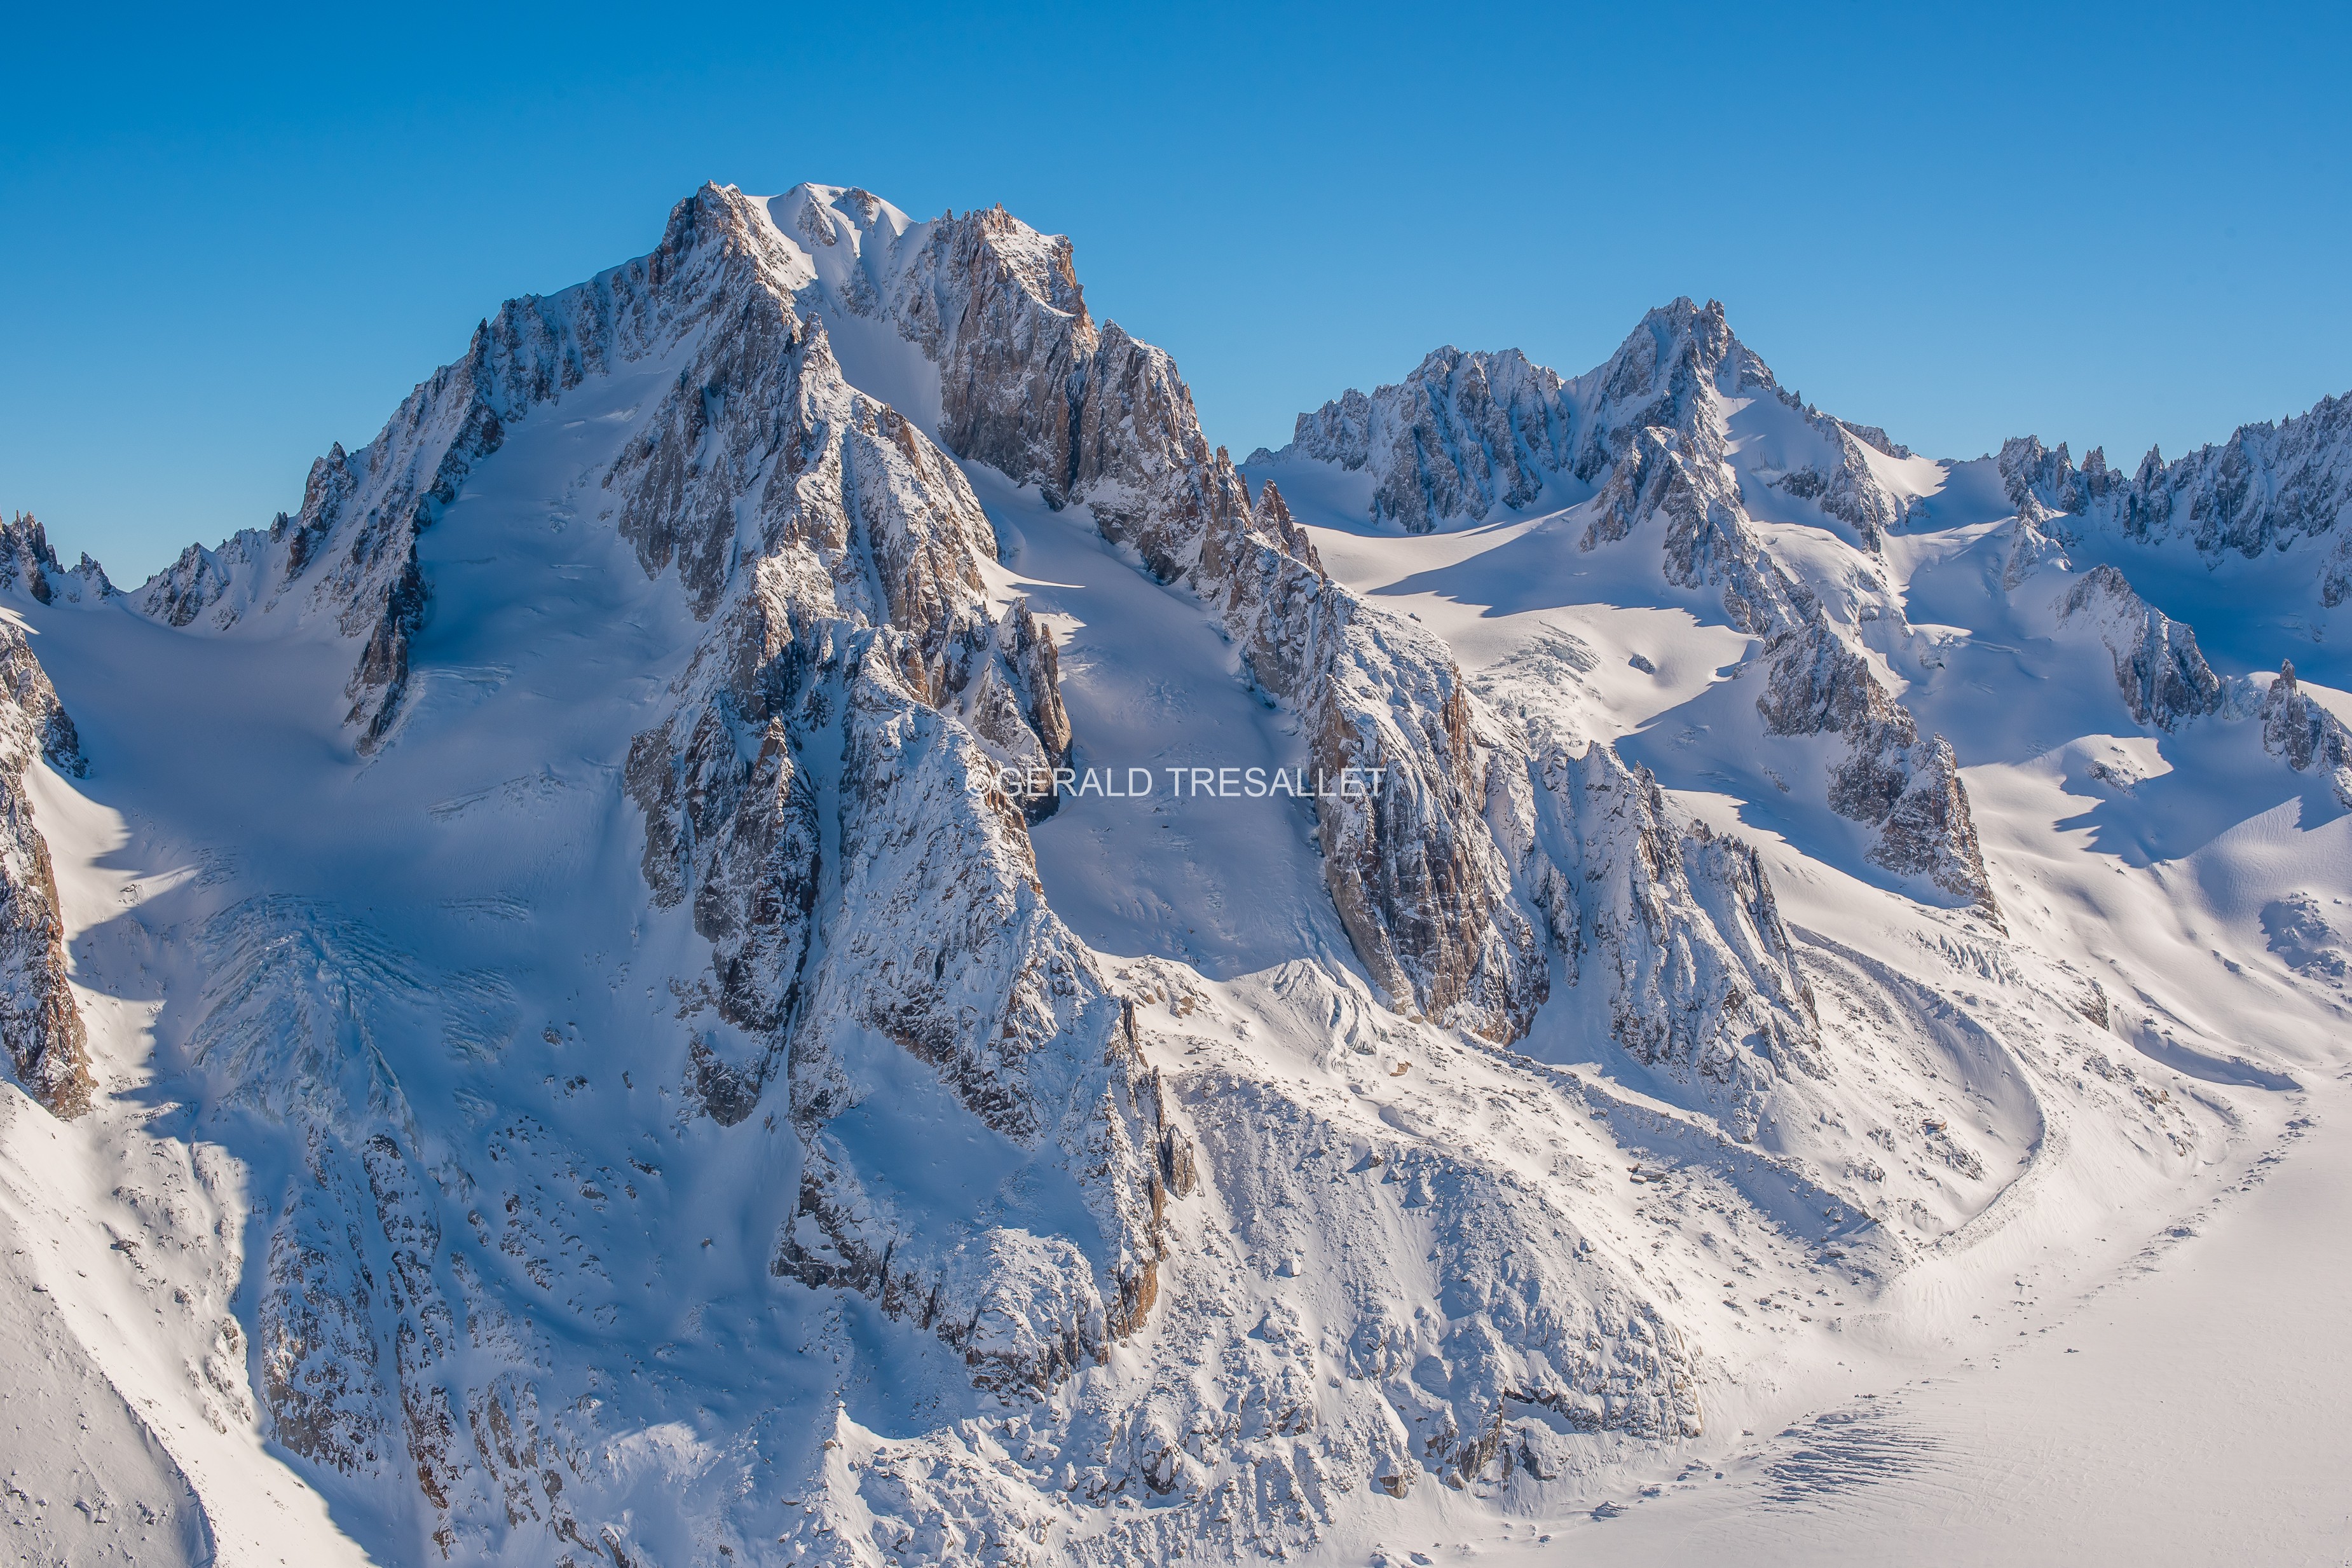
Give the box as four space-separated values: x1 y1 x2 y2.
972 466 1358 983
3 182 2347 1568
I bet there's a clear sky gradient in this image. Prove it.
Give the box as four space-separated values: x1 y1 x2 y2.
6 1 2347 580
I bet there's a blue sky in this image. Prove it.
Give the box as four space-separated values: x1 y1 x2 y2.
5 1 2346 580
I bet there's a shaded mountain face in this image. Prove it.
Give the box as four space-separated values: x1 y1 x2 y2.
0 182 2343 1567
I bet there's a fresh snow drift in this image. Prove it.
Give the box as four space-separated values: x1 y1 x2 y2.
0 182 2348 1566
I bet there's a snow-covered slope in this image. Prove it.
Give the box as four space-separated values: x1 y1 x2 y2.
2 184 2348 1566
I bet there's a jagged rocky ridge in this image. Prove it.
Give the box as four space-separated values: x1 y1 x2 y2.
1997 396 2352 566
1266 348 1572 533
1259 299 1996 913
1259 310 1916 552
1995 393 2352 613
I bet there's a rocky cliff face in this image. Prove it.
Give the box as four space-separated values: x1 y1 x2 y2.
2054 564 2226 731
765 200 1894 1068
1214 328 1843 1111
2260 659 2352 806
1756 613 1999 915
0 603 90 1118
537 186 1140 1398
126 186 892 753
1286 591 1545 1040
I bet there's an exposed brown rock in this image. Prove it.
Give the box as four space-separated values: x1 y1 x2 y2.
0 617 90 1117
1758 612 1999 918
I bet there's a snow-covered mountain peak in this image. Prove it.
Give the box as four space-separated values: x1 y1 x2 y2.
2 178 2348 1568
765 181 915 249
758 183 924 313
109 178 875 746
1591 294 1765 411
1248 293 1922 555
0 511 113 608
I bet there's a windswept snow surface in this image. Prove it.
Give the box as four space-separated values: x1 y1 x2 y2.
1299 1075 2352 1568
4 184 2350 1565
